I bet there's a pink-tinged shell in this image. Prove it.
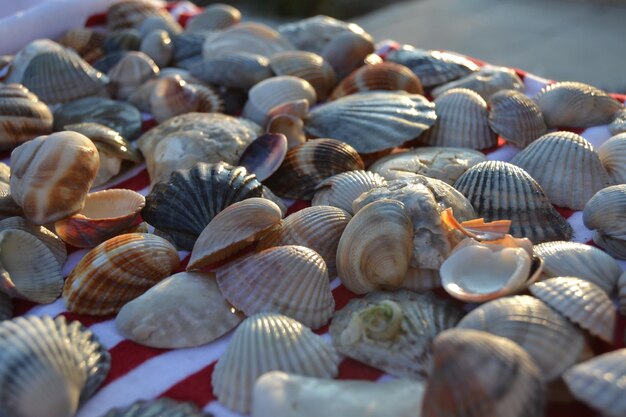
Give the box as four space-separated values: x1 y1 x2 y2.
149 77 223 123
312 170 387 214
238 134 288 182
0 84 53 151
321 30 375 80
330 62 423 100
488 89 547 148
598 133 626 184
267 114 306 150
107 51 159 100
186 3 241 32
270 51 336 101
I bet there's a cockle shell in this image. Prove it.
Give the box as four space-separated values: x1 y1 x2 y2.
312 170 387 214
101 398 211 417
0 292 11 321
58 28 106 63
10 131 100 225
330 62 424 100
432 65 524 100
238 133 288 182
0 315 110 417
149 76 222 123
0 83 53 151
277 15 365 55
103 29 141 54
107 0 167 32
202 22 293 60
422 328 545 417
186 3 241 32
212 312 340 413
270 51 336 101
533 81 622 128
592 233 626 260
190 52 273 91
598 133 626 184
0 216 67 265
305 91 437 153
63 233 180 315
321 30 375 80
0 163 9 184
330 290 463 379
609 108 626 135
140 29 173 68
5 39 66 84
488 89 547 148
583 185 626 238
107 51 159 100
511 131 612 209
458 295 585 381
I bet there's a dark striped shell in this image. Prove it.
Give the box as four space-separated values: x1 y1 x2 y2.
0 84 53 151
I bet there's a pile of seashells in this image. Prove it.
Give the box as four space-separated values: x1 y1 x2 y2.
0 1 625 416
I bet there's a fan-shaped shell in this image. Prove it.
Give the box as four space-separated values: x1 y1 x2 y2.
277 15 364 55
58 28 106 63
212 312 340 413
321 30 375 80
330 62 423 100
609 108 626 135
270 51 336 101
237 133 288 182
140 29 172 68
583 184 626 238
107 51 159 100
312 170 387 214
0 292 11 321
0 84 52 150
5 39 66 84
202 22 293 60
101 398 211 417
190 52 272 90
107 0 167 31
0 216 66 264
592 232 626 260
488 89 547 148
432 66 524 100
598 133 626 184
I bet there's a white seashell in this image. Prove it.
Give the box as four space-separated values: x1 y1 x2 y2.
186 4 241 32
107 51 159 100
488 89 547 148
100 398 210 417
0 216 66 265
609 108 626 135
312 170 387 214
598 133 626 184
140 29 173 68
583 184 626 239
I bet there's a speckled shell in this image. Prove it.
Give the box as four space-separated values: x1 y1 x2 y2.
100 398 211 417
212 312 340 413
422 88 497 150
270 51 336 101
305 91 437 153
458 295 585 381
190 52 272 90
533 81 622 128
277 15 364 55
58 28 106 63
454 161 573 243
202 22 293 60
149 77 222 123
488 89 547 148
598 133 626 184
312 170 387 214
330 62 423 100
583 185 626 238
422 328 545 417
140 29 172 68
0 292 11 321
0 84 53 151
186 4 240 32
609 108 626 135
432 66 524 100
107 51 159 100
0 216 66 265
63 233 180 315
107 0 167 31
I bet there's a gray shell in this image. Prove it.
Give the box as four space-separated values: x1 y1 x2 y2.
277 15 363 54
432 66 524 100
186 4 241 32
100 398 211 417
312 170 387 214
488 89 547 148
190 52 273 90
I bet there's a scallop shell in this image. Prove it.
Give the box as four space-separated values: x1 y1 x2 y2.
58 28 106 63
0 216 66 265
186 4 241 32
305 91 437 153
212 312 340 413
330 290 463 379
63 233 180 315
267 114 307 150
458 295 585 381
422 328 545 417
270 51 336 101
107 0 167 31
488 89 547 148
140 29 172 68
149 77 222 123
190 52 273 91
330 62 423 100
0 84 53 151
598 133 626 184
103 29 141 54
321 30 375 80
277 15 364 55
107 51 159 100
0 292 11 321
202 22 293 60
609 108 626 135
583 184 626 239
454 161 573 243
312 170 387 214
533 81 622 128
432 66 524 100
238 133 288 182
101 398 211 417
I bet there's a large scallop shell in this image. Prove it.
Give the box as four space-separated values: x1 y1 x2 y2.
107 0 166 31
212 312 340 413
270 51 336 101
583 184 626 239
330 62 424 100
321 30 375 80
312 170 387 214
0 292 11 321
63 233 180 315
0 83 53 151
598 133 626 184
202 22 293 60
432 66 524 100
488 89 547 148
190 52 273 90
107 51 159 100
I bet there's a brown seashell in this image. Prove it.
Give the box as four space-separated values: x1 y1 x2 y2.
107 0 168 32
330 62 423 100
202 22 293 60
432 66 524 100
312 170 387 214
190 53 273 91
403 266 442 291
267 114 307 150
107 51 159 100
58 28 106 63
598 133 626 184
321 30 375 81
0 84 53 151
488 89 547 148
140 29 173 68
149 77 223 123
186 3 241 32
270 51 336 101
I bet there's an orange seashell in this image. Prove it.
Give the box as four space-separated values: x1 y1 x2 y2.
330 62 424 100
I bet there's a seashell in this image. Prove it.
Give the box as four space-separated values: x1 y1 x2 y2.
140 29 173 68
592 232 626 260
330 290 463 379
137 14 183 38
270 51 336 101
454 161 573 243
0 315 110 417
583 185 626 239
277 15 365 55
216 245 334 329
266 98 309 120
598 133 626 184
148 77 222 123
312 170 387 214
403 266 442 291
107 51 159 100
10 131 100 225
0 83 53 151
533 81 622 128
63 233 180 315
264 138 364 200
511 131 612 209
0 292 11 321
5 39 66 84
0 183 23 219
190 52 273 90
158 67 203 84
369 147 486 185
422 328 545 417
212 312 340 413
187 198 283 270
238 133 288 182
386 46 480 88
305 91 437 154
186 3 241 32
458 295 585 381
609 108 626 135
321 30 375 80
58 28 106 63
533 241 621 294
107 0 168 32
619 271 626 315
564 349 626 417
202 22 293 60
488 89 547 148
255 206 351 277
422 88 497 150
253 371 425 417
92 51 129 74
103 29 141 54
432 65 524 100
100 398 211 417
0 216 66 265
267 114 307 149
330 62 424 100
116 271 243 348
171 32 207 67
530 277 615 343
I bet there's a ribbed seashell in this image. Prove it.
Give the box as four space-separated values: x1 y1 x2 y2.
370 147 486 185
422 88 497 150
321 30 375 80
619 271 626 315
583 185 626 238
0 216 66 265
609 108 626 135
511 131 612 209
63 233 180 315
330 62 423 100
138 14 183 38
10 131 100 225
267 114 307 149
107 0 167 31
454 161 573 243
107 51 159 100
488 89 547 148
305 91 437 153
0 84 53 150
533 81 622 128
158 67 203 84
101 398 211 417
330 290 463 379
0 315 110 417
148 77 222 123
432 66 524 100
238 133 288 182
270 51 336 101
312 170 387 214
533 241 621 294
277 15 364 54
140 29 172 68
598 133 626 184
386 46 480 88
458 295 584 381
593 232 626 260
264 138 364 200
202 22 293 60
0 292 11 321
103 29 141 54
188 198 283 270
564 349 626 417
422 328 545 417
5 39 66 84
216 245 334 328
58 28 106 63
186 3 241 32
212 312 340 413
190 52 272 90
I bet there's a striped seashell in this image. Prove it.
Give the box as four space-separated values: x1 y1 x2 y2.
432 66 524 100
270 51 336 101
619 271 626 315
103 29 141 54
598 133 626 184
63 233 180 315
202 22 293 60
140 29 173 68
488 89 547 148
267 114 306 150
186 4 240 32
188 198 283 270
530 277 615 343
58 28 106 63
609 108 626 135
0 84 53 150
238 133 288 182
216 245 334 329
0 216 66 265
264 138 364 200
277 15 364 55
583 185 626 239
422 328 545 417
321 30 375 80
312 170 387 214
107 51 159 100
0 315 110 417
5 39 66 84
458 295 585 381
101 398 211 417
0 292 11 321
107 0 167 31
564 349 626 417
533 81 622 128
148 77 222 123
330 62 423 100
212 312 340 413
330 290 463 379
190 52 273 90
422 88 497 150
305 91 437 153
454 161 573 243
